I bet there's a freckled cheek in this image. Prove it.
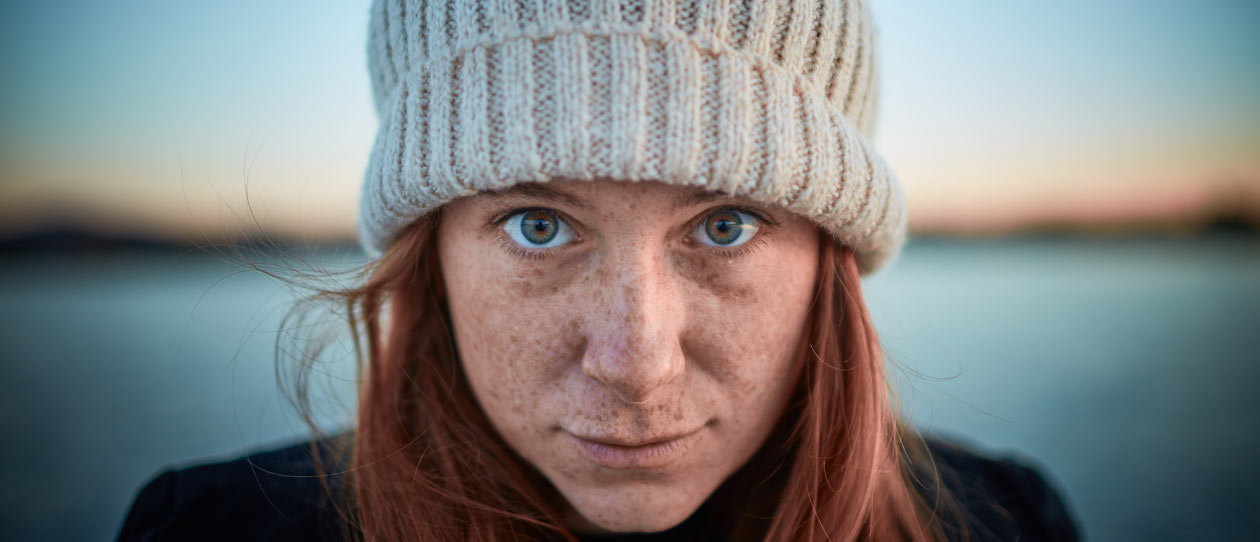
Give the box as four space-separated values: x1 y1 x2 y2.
687 262 815 399
693 305 799 396
446 270 582 422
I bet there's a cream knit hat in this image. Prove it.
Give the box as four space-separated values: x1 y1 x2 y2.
360 0 906 273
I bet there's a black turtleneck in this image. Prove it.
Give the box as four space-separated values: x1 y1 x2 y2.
118 433 1080 541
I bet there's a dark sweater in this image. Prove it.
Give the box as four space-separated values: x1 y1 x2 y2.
117 433 1080 541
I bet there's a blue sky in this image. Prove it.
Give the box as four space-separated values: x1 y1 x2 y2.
2 0 1257 238
873 0 1260 227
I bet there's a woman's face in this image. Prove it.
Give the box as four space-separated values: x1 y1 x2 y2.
438 179 819 532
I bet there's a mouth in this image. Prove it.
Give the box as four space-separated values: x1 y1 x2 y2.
565 428 704 470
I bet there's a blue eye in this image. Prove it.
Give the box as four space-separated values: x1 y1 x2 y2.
692 210 760 247
503 209 574 249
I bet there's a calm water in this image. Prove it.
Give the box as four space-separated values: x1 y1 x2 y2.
2 236 1257 541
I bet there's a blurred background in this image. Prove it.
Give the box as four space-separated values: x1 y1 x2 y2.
1 1 1257 540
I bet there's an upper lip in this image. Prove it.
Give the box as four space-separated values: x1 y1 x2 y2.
568 428 700 448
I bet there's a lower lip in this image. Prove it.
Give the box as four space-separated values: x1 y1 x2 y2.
567 430 701 470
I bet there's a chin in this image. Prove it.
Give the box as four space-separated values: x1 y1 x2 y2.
561 482 708 533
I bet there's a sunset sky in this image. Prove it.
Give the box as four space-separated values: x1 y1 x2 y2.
2 0 1258 241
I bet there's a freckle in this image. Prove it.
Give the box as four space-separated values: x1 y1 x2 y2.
510 278 533 297
701 269 720 285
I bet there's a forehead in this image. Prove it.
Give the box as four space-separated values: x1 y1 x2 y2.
477 179 747 212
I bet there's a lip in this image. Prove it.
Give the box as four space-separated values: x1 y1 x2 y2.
566 428 703 470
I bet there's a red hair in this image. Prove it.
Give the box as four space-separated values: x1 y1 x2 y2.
286 213 958 541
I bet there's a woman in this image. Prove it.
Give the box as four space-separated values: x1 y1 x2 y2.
120 0 1080 540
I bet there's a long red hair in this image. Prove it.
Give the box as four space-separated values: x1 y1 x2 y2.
285 213 958 541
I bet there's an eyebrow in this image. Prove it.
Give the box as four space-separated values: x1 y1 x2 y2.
481 183 589 210
481 183 738 212
670 188 733 212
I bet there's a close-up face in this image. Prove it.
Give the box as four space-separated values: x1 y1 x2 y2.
438 179 820 532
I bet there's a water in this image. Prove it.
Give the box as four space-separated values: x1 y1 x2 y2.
863 237 1260 541
1 236 1257 541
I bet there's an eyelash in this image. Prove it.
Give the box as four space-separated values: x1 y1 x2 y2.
489 206 568 261
690 206 775 260
488 205 777 262
494 234 553 262
696 233 771 260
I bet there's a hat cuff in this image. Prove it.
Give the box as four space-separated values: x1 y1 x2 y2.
358 26 906 274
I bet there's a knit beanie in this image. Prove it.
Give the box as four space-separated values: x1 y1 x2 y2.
359 0 906 273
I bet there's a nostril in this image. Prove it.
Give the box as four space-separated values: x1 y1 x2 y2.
603 371 671 405
613 390 654 405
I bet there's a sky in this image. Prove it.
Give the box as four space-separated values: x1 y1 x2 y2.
1 0 1258 241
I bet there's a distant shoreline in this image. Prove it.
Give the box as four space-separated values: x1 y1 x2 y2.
2 222 1256 255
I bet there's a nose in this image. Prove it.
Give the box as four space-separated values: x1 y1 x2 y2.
580 249 685 404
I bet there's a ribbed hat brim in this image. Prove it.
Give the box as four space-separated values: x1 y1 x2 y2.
359 27 906 273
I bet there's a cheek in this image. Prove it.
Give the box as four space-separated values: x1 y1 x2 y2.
683 246 815 350
440 237 582 431
676 236 817 415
